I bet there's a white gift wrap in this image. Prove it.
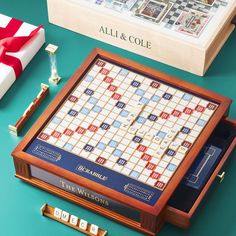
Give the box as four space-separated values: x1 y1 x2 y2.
0 14 45 100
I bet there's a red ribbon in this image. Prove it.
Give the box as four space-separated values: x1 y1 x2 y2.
0 18 42 79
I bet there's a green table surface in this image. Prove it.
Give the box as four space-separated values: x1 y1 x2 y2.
0 1 236 235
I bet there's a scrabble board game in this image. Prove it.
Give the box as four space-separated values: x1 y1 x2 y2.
28 56 219 197
47 0 236 75
12 49 233 235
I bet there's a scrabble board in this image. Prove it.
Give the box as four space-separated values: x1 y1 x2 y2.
12 49 233 235
47 0 236 75
29 56 219 195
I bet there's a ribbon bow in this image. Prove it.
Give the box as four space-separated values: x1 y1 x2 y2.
0 18 42 78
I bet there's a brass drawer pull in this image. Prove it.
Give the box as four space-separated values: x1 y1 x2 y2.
217 172 225 183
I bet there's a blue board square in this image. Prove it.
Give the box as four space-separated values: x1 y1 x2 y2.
68 109 78 117
167 163 177 172
92 105 102 113
148 114 158 121
120 110 129 117
95 0 103 4
151 95 161 102
166 149 176 156
108 140 118 148
116 101 126 109
139 97 149 105
97 142 106 150
112 120 122 128
119 69 129 76
84 144 94 152
197 119 206 127
136 116 146 124
80 107 90 115
156 131 167 139
131 80 140 87
130 170 140 179
85 75 94 82
135 89 145 96
133 136 143 143
182 94 193 101
64 143 74 151
113 149 122 157
163 93 173 100
181 127 191 134
100 123 110 130
51 116 62 125
84 88 94 96
88 97 98 104
117 158 127 166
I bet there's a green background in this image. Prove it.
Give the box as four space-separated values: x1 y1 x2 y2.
0 1 235 235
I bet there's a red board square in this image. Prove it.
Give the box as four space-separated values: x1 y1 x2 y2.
103 76 114 83
96 60 106 67
112 93 121 100
183 107 193 115
88 125 98 132
76 126 86 134
171 109 182 117
160 112 170 119
64 129 74 136
96 157 106 165
182 141 192 148
150 81 160 88
207 103 217 110
141 153 152 162
107 85 117 92
39 133 49 141
52 131 62 139
68 95 78 103
195 105 205 113
150 172 161 179
137 144 147 152
100 68 110 75
146 162 156 171
155 181 165 190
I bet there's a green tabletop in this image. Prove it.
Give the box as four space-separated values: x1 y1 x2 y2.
0 1 236 235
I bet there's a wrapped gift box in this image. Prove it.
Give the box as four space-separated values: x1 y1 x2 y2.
47 0 236 75
0 14 45 100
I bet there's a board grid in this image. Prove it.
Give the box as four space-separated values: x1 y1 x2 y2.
37 58 218 192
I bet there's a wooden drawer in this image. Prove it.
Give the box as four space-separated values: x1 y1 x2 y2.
164 118 236 228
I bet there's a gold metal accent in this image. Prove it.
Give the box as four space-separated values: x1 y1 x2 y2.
49 76 61 85
8 125 18 136
45 44 58 54
217 171 225 183
45 44 61 85
40 203 47 215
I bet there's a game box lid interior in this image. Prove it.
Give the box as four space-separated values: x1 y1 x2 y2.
75 0 236 47
12 48 232 218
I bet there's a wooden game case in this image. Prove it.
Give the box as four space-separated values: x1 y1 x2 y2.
12 49 235 235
